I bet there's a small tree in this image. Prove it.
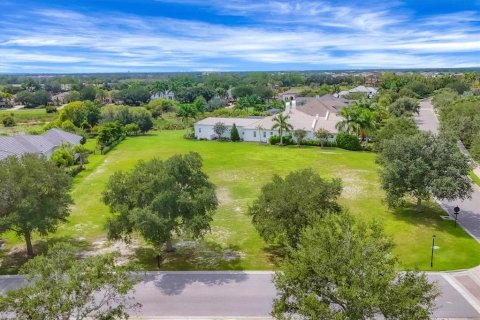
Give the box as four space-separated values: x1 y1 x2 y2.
130 108 154 134
51 146 75 167
103 152 218 252
73 144 90 167
0 154 73 256
0 243 141 319
293 129 307 146
193 96 208 113
177 103 198 136
125 123 140 136
272 113 293 145
231 123 240 141
315 128 330 148
388 97 420 117
248 168 342 251
378 132 472 210
273 212 439 319
213 121 227 140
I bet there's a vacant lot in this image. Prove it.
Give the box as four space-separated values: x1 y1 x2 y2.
2 130 480 272
0 108 56 134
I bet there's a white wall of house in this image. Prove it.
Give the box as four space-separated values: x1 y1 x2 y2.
195 124 245 140
195 124 337 143
242 128 279 142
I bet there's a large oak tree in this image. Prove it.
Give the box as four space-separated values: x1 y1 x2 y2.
248 168 342 251
273 212 439 320
103 152 218 252
0 243 140 319
378 132 472 209
0 154 73 256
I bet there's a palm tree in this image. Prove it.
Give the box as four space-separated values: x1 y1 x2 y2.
177 104 198 136
256 124 264 143
336 107 360 135
272 114 293 145
336 106 377 140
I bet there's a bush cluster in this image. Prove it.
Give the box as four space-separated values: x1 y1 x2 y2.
335 133 362 151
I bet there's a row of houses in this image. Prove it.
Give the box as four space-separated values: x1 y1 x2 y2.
194 94 349 142
0 129 83 161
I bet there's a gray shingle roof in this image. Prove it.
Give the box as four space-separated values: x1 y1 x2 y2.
0 129 82 161
43 128 83 146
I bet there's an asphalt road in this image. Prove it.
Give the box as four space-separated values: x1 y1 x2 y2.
416 98 439 134
1 271 480 319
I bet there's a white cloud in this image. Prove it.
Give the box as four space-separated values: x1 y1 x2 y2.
0 2 479 72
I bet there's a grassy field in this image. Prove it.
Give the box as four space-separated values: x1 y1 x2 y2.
2 130 480 273
0 108 56 134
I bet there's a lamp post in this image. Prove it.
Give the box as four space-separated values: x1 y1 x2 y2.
430 235 436 268
454 206 460 228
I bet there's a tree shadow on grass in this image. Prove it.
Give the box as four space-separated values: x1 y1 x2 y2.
390 201 474 240
263 245 285 268
133 239 245 272
0 236 91 275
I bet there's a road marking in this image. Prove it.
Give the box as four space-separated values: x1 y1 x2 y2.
443 274 480 314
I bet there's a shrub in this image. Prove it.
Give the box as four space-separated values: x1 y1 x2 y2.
65 164 84 177
231 123 240 142
46 105 58 113
124 123 140 136
335 132 361 151
51 147 75 167
2 115 15 127
269 135 293 145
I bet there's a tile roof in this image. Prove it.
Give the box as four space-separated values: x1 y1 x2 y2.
243 109 340 133
194 117 262 127
297 94 350 117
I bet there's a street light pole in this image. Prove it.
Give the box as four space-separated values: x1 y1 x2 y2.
430 235 436 268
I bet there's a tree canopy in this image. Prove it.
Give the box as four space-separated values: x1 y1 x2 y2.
103 152 218 252
0 154 73 256
273 211 439 320
378 132 472 209
0 243 140 319
248 168 342 250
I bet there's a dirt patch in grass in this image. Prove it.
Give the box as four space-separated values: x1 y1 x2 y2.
217 187 232 204
81 238 142 266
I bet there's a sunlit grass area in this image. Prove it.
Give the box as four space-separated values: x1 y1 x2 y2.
2 130 480 273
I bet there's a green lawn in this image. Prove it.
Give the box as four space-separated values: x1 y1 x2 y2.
0 108 56 134
2 130 480 272
470 171 480 187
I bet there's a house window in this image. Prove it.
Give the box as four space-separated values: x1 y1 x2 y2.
199 128 202 133
263 132 266 138
270 132 273 136
253 131 257 138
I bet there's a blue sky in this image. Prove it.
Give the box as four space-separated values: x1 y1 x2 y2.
0 0 479 73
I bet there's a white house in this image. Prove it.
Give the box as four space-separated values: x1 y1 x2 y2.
338 85 378 98
194 94 347 143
